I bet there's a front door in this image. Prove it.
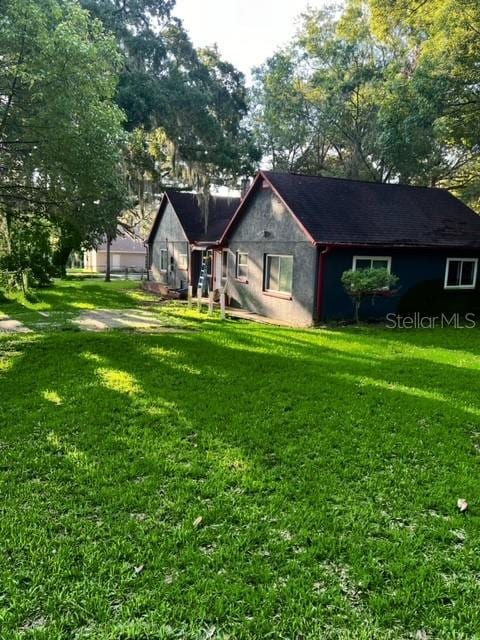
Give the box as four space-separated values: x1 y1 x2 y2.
190 250 203 296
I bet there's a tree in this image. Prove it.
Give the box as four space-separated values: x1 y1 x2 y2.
367 0 480 205
250 0 480 209
250 51 330 173
342 268 399 323
250 3 397 181
0 0 126 275
298 3 395 181
81 0 260 199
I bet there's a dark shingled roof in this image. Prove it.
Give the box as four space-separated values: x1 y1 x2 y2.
224 171 480 248
148 190 240 244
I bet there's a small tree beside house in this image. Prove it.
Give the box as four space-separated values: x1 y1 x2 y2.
342 268 399 323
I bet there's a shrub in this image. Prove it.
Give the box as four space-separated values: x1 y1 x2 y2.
0 217 55 289
342 268 400 323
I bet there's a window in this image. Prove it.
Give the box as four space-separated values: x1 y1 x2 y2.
353 256 391 272
444 258 478 289
264 254 293 295
178 253 188 270
236 252 248 281
222 249 228 279
160 249 168 271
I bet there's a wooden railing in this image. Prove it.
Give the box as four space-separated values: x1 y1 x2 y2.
187 278 230 319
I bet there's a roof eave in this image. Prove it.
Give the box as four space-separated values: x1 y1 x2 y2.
313 241 480 250
146 193 168 245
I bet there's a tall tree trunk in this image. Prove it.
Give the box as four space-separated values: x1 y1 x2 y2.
52 245 72 277
52 226 80 277
4 210 12 255
105 238 111 282
349 144 361 180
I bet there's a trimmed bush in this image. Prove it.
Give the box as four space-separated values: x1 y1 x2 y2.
342 268 400 323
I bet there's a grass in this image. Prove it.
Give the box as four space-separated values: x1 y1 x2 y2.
1 279 480 638
0 279 188 331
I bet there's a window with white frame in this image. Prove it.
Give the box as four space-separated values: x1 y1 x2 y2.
222 249 228 279
236 252 248 280
353 256 391 272
444 258 478 289
178 253 188 270
264 254 293 295
160 249 168 271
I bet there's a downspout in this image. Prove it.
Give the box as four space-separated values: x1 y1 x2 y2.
315 245 331 323
189 245 194 291
211 248 215 292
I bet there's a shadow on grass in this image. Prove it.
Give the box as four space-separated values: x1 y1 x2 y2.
1 322 480 637
0 279 148 316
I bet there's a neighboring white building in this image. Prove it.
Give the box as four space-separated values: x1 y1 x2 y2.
84 233 147 273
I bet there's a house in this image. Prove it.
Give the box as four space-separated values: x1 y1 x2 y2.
219 171 480 325
147 173 480 325
84 232 147 274
147 190 240 294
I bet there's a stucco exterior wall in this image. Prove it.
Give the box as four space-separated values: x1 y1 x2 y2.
226 187 317 326
150 202 190 289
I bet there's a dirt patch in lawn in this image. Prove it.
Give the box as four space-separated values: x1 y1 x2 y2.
72 308 190 332
0 317 31 333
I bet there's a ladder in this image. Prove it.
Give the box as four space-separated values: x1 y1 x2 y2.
197 254 210 297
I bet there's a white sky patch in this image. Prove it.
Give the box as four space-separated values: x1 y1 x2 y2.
173 0 329 83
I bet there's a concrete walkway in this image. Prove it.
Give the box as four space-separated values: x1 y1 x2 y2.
0 306 290 333
173 299 296 327
226 308 295 327
71 308 185 332
0 317 31 333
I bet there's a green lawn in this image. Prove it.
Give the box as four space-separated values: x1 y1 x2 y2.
1 280 480 639
0 279 160 331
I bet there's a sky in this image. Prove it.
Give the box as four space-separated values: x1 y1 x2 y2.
173 0 328 82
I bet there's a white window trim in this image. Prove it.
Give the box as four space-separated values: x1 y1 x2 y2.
236 251 248 281
444 257 478 290
264 254 294 296
352 255 392 273
221 249 228 280
160 249 168 272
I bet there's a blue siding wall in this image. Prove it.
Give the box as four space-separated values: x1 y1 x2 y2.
322 248 480 320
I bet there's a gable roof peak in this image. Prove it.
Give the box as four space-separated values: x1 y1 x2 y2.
148 189 241 245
